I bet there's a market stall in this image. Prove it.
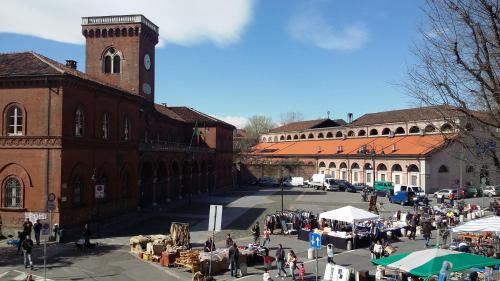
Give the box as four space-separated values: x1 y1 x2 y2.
298 206 379 250
372 248 500 278
450 216 500 257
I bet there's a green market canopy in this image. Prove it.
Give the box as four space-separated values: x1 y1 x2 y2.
372 248 500 277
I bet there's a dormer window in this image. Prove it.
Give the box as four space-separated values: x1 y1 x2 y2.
103 47 121 74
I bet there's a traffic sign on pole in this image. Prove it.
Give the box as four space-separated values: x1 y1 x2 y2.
310 232 321 249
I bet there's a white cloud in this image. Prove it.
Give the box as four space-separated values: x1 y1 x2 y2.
216 115 248 129
0 0 255 47
287 2 368 52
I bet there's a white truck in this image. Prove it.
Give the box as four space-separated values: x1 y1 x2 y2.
310 174 339 191
284 177 304 187
394 185 425 199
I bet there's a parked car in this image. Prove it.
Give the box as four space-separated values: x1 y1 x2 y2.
433 189 459 199
257 177 279 187
353 183 372 192
460 186 480 198
337 180 356 193
389 191 418 205
483 185 500 197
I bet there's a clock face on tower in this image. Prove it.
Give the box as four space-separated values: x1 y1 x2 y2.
144 53 151 70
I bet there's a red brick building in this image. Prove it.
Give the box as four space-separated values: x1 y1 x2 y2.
0 15 234 234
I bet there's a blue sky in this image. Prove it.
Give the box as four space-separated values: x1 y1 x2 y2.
0 0 425 128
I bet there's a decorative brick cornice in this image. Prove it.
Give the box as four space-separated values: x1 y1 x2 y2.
0 136 62 148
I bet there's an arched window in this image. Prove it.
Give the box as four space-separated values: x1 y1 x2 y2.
319 162 326 168
441 123 453 132
124 117 130 141
326 132 333 138
364 163 372 170
407 164 419 172
335 131 343 138
358 130 366 136
75 108 85 137
113 56 121 73
395 127 405 134
293 135 298 140
262 137 267 143
274 136 278 142
308 133 314 139
102 113 110 140
329 162 336 169
73 175 84 205
347 131 355 137
280 135 285 141
377 163 387 171
286 135 292 140
381 128 391 135
424 124 436 132
369 129 378 136
103 47 121 74
339 162 348 169
4 177 21 208
438 165 448 173
391 164 402 172
409 126 420 134
318 133 324 139
300 134 306 139
351 163 360 169
6 105 24 136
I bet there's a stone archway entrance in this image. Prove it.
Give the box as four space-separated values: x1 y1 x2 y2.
139 162 154 208
181 161 192 197
171 161 180 199
157 162 167 204
192 162 200 194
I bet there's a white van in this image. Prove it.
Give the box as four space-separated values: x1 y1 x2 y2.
284 177 304 187
394 185 425 198
310 174 339 191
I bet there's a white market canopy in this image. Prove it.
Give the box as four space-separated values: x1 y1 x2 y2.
319 205 379 224
452 216 500 234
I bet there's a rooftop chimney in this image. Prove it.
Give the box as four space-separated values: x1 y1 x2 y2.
347 113 353 123
65 60 77 69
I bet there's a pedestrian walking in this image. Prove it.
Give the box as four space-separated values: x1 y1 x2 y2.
252 222 261 245
225 233 234 248
33 219 42 246
262 227 271 247
410 216 417 240
22 235 34 269
16 231 27 255
373 240 383 259
287 250 298 280
229 242 240 277
275 244 287 278
327 244 335 263
298 263 305 281
422 220 432 247
23 218 33 236
82 223 92 248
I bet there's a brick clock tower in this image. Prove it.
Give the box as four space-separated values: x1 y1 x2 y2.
82 15 158 102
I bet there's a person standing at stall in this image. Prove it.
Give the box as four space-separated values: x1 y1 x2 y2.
252 222 261 245
327 244 335 263
373 240 383 259
204 237 215 252
275 244 287 278
225 233 234 248
262 227 271 247
229 242 240 278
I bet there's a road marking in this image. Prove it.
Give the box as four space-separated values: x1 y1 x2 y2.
11 270 54 281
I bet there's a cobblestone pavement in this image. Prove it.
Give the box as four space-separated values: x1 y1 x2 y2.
0 186 494 281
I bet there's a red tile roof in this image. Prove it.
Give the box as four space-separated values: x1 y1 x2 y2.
249 134 452 157
153 104 185 122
